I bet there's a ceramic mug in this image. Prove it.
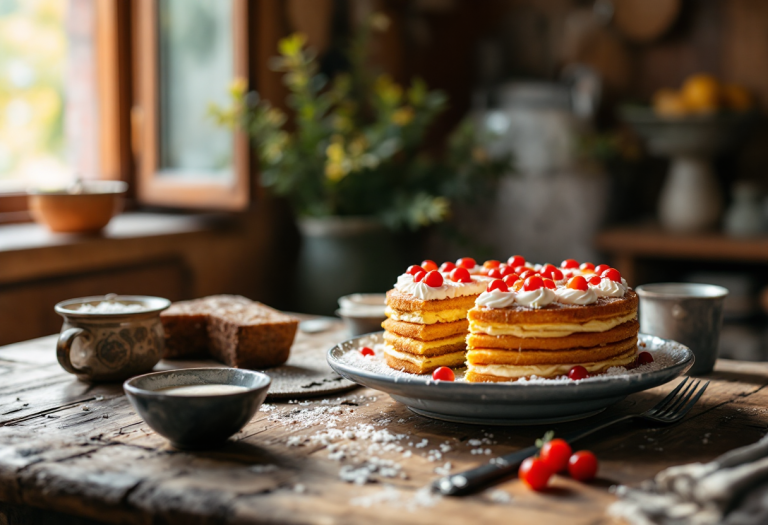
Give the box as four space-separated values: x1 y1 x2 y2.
635 283 728 375
54 294 171 382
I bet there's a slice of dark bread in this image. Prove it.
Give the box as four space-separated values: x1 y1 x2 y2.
160 295 298 368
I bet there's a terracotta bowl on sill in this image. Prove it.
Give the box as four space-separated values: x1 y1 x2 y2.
28 180 128 233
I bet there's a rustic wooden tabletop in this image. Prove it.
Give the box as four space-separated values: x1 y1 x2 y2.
0 321 766 525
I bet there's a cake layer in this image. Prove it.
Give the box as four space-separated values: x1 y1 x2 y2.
469 312 637 339
386 289 478 313
386 307 468 324
382 318 469 341
469 290 638 326
465 347 638 382
383 331 466 356
466 336 637 366
468 320 639 350
383 345 466 374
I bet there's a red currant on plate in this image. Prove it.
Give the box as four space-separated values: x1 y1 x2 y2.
421 260 438 272
432 366 455 381
519 457 552 491
567 276 589 291
568 451 598 481
360 347 374 357
487 279 509 293
424 270 444 288
595 264 610 275
568 365 588 380
456 257 476 269
450 267 471 283
524 276 544 291
508 255 526 268
413 270 426 283
602 268 622 282
407 265 424 275
540 438 572 473
637 351 654 365
439 261 456 273
561 259 579 269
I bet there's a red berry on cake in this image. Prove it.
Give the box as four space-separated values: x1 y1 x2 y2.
432 366 455 381
588 275 601 286
421 260 438 272
488 268 503 279
637 351 654 365
483 260 501 269
519 269 537 280
595 264 610 275
413 270 426 283
541 266 563 280
524 276 544 291
543 278 556 290
502 274 519 286
508 255 526 268
500 265 516 277
424 270 444 288
450 267 472 283
561 259 579 269
360 347 375 357
487 279 509 293
456 257 476 269
514 265 528 275
407 265 424 275
601 268 622 282
512 279 525 292
580 262 595 272
567 276 589 291
568 365 588 380
439 261 456 272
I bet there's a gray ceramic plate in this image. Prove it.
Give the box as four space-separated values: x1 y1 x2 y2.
327 332 694 426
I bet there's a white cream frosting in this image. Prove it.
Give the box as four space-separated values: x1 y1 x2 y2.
476 290 516 309
592 278 626 298
514 287 555 308
393 273 485 301
555 287 598 305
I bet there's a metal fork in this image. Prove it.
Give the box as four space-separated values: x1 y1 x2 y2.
433 377 709 496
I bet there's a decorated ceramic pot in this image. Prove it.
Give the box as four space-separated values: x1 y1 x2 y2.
54 294 171 382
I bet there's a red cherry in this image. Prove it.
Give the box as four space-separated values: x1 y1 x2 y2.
524 276 544 291
508 255 526 268
595 264 611 275
450 267 471 283
514 265 529 275
541 266 562 280
456 257 476 269
360 347 374 357
543 278 556 290
407 265 424 276
432 366 455 381
580 262 595 272
561 259 579 269
519 270 537 280
487 279 509 293
637 351 654 365
503 274 519 286
568 365 588 380
588 275 601 286
568 451 598 482
488 268 503 279
500 265 517 277
439 261 456 273
567 276 589 291
541 263 556 274
424 270 444 288
483 260 500 269
511 279 524 292
413 271 426 283
421 260 438 272
540 438 572 473
519 457 552 491
601 268 622 283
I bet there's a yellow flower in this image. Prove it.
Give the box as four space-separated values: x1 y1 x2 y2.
229 77 247 98
278 33 307 58
326 139 345 163
325 162 345 182
392 106 414 126
374 75 403 106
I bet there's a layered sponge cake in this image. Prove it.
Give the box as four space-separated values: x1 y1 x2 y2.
383 259 486 374
465 261 639 382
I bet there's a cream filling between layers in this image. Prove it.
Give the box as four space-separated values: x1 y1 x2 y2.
383 345 466 367
467 348 637 379
383 332 467 354
385 306 468 324
468 312 637 338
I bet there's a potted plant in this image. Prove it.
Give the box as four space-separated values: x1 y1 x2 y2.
212 15 510 314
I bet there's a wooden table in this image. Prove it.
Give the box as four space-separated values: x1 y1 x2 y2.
1 322 767 525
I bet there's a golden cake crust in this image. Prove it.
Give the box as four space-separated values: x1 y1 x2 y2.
468 290 638 324
384 351 466 374
466 336 637 366
386 289 478 313
383 331 466 356
467 320 639 351
382 318 468 341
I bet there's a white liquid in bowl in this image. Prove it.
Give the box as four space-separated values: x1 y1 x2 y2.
156 384 249 396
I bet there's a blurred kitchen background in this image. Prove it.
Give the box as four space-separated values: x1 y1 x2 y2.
1 0 768 361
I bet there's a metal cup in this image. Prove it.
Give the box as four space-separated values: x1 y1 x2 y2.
635 283 728 375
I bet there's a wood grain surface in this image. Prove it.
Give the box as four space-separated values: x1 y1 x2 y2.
0 322 766 525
